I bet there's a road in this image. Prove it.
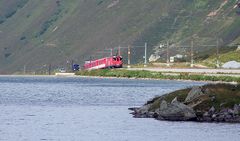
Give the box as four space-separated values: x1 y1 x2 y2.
127 68 240 74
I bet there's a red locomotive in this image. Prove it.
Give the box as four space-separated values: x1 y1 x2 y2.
84 56 123 70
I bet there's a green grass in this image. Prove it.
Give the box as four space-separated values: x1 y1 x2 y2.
202 84 240 110
202 50 240 67
146 83 240 114
76 69 163 78
76 69 240 82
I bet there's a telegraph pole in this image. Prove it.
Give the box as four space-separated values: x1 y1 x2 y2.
216 38 220 68
23 65 26 75
110 48 113 56
71 59 74 72
144 42 147 67
48 64 51 75
118 45 121 56
105 48 113 57
128 45 131 68
166 41 170 67
190 39 194 68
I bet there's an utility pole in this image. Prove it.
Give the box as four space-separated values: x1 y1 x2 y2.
144 42 147 67
118 45 121 56
23 65 26 75
190 39 194 68
128 45 131 68
105 48 113 57
71 59 74 72
216 38 220 68
48 64 51 75
111 48 113 56
166 41 170 67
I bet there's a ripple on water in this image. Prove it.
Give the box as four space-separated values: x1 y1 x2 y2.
1 77 239 141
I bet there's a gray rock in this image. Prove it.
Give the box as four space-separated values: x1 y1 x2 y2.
211 96 216 102
216 114 225 122
203 116 212 122
212 114 216 118
160 100 168 111
158 99 196 121
138 104 151 114
171 97 178 104
234 104 240 115
228 109 234 115
185 86 204 103
225 114 233 119
149 54 161 62
222 61 240 69
147 112 156 118
203 112 209 117
208 106 215 115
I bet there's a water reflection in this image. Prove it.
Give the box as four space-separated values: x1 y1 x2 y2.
0 76 239 141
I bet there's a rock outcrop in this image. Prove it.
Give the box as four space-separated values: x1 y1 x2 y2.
149 54 161 62
129 83 240 123
184 86 204 103
156 98 196 121
200 107 240 122
222 61 240 69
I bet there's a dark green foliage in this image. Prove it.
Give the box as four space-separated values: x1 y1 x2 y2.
201 83 240 111
35 1 64 37
4 53 12 58
20 36 26 40
0 16 5 24
17 0 29 8
5 10 17 18
222 18 240 43
97 0 104 5
4 0 28 19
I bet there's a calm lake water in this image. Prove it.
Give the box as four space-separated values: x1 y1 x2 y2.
0 76 239 141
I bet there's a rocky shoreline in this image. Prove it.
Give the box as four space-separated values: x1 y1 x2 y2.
129 84 240 123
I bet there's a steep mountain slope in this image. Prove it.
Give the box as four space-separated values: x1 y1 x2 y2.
0 0 239 74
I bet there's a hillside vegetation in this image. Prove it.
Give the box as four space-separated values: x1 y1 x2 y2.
0 0 239 73
202 50 240 67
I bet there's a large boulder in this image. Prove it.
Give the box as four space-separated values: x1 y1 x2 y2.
158 98 196 121
130 104 153 118
149 54 160 62
185 86 205 103
222 61 240 69
234 104 240 115
160 100 168 110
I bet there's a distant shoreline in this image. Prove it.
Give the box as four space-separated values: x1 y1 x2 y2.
1 73 238 84
75 69 240 83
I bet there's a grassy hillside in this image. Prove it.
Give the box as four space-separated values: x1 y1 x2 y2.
0 0 239 74
202 50 240 67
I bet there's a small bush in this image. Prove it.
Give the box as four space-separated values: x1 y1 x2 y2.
5 10 17 18
0 16 5 24
20 36 26 40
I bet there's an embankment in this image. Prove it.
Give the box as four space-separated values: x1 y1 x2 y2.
76 69 240 82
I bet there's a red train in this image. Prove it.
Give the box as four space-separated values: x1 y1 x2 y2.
84 56 123 70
